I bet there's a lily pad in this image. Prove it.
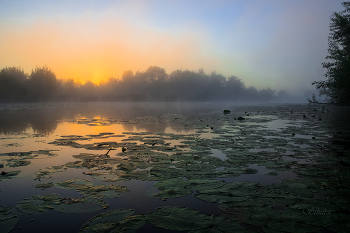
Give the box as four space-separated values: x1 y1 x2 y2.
0 206 12 215
16 193 61 215
55 179 94 190
146 206 212 231
0 214 18 233
79 209 146 233
53 179 130 198
35 165 66 180
17 193 109 214
83 171 129 182
153 178 192 199
6 160 31 167
186 179 226 192
77 184 129 198
35 182 55 190
195 182 261 203
0 171 21 181
189 215 250 233
55 197 108 213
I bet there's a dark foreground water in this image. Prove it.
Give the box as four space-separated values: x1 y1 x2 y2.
0 102 349 233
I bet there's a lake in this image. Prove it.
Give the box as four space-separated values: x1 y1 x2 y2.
0 102 349 233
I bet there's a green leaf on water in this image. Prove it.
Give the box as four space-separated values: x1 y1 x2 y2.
16 193 61 215
153 178 192 199
79 209 146 233
146 206 212 231
0 214 18 233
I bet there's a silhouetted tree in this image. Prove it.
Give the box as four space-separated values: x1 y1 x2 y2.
143 66 168 83
0 67 28 101
60 78 79 100
26 66 59 101
78 81 98 101
121 70 135 83
312 2 350 104
99 77 120 101
224 76 245 99
276 89 290 101
258 88 275 101
0 65 298 102
168 69 205 101
209 72 226 100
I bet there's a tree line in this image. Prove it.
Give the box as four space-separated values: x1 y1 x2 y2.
0 65 291 102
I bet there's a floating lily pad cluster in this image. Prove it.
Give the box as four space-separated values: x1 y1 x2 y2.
1 104 350 232
0 206 18 233
21 179 129 215
29 179 130 214
79 209 146 233
16 193 108 214
78 206 249 232
54 179 129 199
0 150 58 168
0 171 21 182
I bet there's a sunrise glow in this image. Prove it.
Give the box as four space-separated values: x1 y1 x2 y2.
0 0 345 93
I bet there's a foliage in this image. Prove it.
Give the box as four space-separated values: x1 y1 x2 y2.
0 65 288 102
312 2 350 104
0 67 27 101
26 66 59 101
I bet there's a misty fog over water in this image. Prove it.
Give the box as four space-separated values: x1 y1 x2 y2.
0 66 311 103
0 102 304 135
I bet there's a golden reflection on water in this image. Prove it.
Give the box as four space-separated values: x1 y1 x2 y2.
0 114 200 179
55 121 129 136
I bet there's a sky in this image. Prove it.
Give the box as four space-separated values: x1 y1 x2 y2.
0 0 346 95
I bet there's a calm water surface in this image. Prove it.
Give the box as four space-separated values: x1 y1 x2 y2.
0 102 349 233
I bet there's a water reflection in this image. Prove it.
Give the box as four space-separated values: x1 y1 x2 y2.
1 103 350 233
324 106 350 150
0 102 226 135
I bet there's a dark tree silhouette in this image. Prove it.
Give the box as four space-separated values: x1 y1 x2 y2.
26 66 59 101
60 78 79 100
224 76 245 100
78 81 98 101
0 67 28 102
312 2 350 104
258 88 275 101
0 65 301 102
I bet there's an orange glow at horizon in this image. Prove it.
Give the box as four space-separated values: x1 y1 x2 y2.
0 16 217 84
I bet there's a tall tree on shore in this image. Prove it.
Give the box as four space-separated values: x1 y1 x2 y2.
312 2 350 104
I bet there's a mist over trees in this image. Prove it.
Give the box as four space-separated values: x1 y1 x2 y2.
0 65 298 103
